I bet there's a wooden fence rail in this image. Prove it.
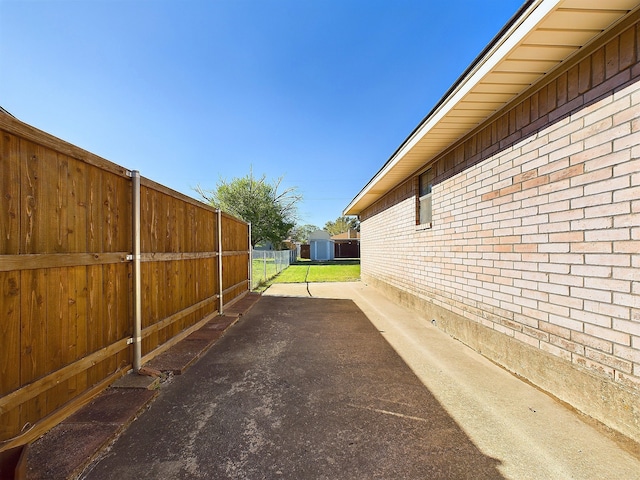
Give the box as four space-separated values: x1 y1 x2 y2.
0 113 250 451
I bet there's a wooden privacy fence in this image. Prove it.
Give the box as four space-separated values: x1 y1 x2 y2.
0 113 250 451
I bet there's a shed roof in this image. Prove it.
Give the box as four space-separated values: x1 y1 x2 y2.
308 230 332 241
345 0 640 216
331 230 360 240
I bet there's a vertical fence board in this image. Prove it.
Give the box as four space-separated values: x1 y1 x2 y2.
1 271 21 397
68 157 87 253
102 172 131 253
0 131 20 254
149 187 158 252
20 141 44 254
115 263 131 369
52 153 69 253
86 264 104 386
71 265 88 395
20 268 47 425
46 268 64 373
45 268 67 414
103 174 115 253
103 263 117 375
87 166 102 253
161 193 170 252
147 261 160 354
186 203 195 252
41 147 60 253
173 197 183 253
168 260 179 336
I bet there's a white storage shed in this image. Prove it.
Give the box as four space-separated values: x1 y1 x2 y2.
308 230 334 261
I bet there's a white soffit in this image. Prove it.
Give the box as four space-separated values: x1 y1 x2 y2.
345 0 640 216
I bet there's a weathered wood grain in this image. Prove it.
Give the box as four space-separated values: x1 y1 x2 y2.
0 270 21 441
0 252 128 271
0 131 20 255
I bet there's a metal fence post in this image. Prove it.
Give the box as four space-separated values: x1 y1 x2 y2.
131 170 142 372
248 223 252 291
217 209 224 315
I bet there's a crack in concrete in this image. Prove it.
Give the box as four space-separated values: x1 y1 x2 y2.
346 403 430 423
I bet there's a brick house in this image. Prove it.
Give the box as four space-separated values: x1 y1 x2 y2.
345 1 640 443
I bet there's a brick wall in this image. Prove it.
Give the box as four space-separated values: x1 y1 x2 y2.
360 18 640 435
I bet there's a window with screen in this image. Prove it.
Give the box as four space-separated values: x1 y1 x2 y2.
418 169 432 227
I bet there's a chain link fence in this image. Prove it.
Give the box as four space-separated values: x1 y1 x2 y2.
251 249 296 289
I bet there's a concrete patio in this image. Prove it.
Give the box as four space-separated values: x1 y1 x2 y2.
76 282 640 479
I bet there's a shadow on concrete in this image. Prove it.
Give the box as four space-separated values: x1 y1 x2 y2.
83 296 503 479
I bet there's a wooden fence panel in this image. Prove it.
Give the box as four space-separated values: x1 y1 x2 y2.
220 213 250 305
1 113 249 451
137 182 224 358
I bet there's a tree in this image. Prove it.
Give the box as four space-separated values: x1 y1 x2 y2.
289 224 319 243
195 170 302 248
324 216 359 236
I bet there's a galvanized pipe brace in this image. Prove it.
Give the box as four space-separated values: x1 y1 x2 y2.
131 171 142 372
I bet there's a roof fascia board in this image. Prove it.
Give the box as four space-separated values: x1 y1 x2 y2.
345 0 561 215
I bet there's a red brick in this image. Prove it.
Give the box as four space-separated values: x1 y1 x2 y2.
499 183 522 196
549 164 584 183
522 175 550 190
482 190 500 201
513 168 538 183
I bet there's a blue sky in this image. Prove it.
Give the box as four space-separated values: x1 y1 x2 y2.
1 0 523 228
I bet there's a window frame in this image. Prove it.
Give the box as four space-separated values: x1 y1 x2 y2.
417 169 433 229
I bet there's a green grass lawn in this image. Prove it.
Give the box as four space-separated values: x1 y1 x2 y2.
252 257 290 289
271 265 309 283
252 258 278 285
271 261 360 284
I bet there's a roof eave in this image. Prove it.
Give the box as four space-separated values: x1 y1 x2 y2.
344 0 640 216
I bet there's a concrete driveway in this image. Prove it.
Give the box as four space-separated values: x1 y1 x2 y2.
82 282 640 479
